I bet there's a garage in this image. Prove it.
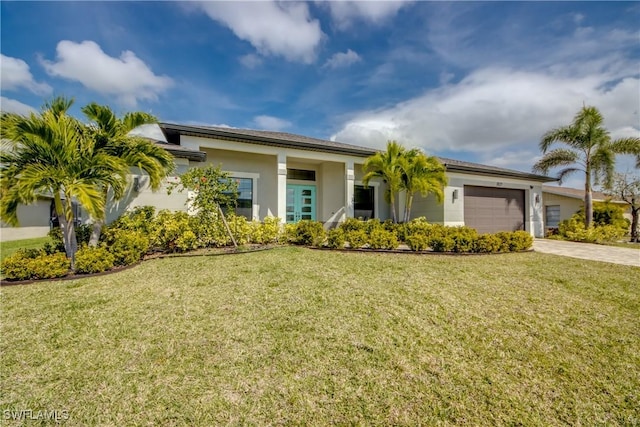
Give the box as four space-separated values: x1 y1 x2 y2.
464 186 525 233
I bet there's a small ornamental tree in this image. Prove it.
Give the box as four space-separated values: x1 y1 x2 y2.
604 173 640 242
168 165 239 245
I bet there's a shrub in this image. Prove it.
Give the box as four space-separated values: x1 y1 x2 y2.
1 250 70 281
364 218 383 234
250 216 281 244
429 235 455 252
383 219 406 242
291 220 326 246
474 234 503 253
405 217 432 237
110 206 157 235
44 223 92 254
507 230 533 251
345 229 368 249
152 210 197 252
228 214 252 245
450 227 478 253
326 228 346 249
559 215 627 244
189 213 228 248
280 223 298 244
368 228 399 250
406 233 429 251
103 229 149 265
340 217 366 234
74 245 115 274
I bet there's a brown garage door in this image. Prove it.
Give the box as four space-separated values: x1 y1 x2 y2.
464 186 525 233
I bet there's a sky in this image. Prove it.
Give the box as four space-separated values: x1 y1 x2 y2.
1 1 639 189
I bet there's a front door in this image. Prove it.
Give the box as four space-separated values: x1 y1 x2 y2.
286 185 316 223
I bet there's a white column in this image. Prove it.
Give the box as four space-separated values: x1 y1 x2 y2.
277 152 287 221
345 160 355 219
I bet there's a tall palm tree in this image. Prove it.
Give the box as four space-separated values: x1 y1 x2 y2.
81 103 175 246
0 97 127 268
400 149 448 223
533 105 640 228
362 140 405 223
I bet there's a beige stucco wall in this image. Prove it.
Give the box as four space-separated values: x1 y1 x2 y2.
542 193 583 227
0 198 51 242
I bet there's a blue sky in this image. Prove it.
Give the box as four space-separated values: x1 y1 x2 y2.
1 1 639 188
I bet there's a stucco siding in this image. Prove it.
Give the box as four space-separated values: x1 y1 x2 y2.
1 199 51 242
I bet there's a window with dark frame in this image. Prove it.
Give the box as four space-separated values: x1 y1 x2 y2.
221 177 253 220
354 185 374 219
286 168 316 181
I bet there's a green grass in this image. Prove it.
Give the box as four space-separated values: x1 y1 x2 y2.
0 237 50 262
1 247 639 426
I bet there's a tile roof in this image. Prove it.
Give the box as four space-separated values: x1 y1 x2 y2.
159 122 555 182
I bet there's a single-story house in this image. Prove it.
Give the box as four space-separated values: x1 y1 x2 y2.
542 185 630 229
0 124 556 241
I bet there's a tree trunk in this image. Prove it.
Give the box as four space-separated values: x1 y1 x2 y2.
584 174 593 228
89 187 109 247
404 193 414 223
390 193 397 223
88 220 103 247
55 194 78 270
631 204 639 243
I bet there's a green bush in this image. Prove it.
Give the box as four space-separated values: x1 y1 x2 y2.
291 220 326 246
74 245 115 274
45 223 93 254
406 233 429 251
383 219 406 242
326 228 346 249
189 213 228 248
152 210 197 252
429 235 455 252
559 216 627 244
250 216 281 244
280 223 298 244
405 217 432 237
450 227 479 253
345 229 368 249
109 206 157 234
474 234 503 253
368 228 399 250
228 214 252 245
507 230 533 251
103 229 149 266
340 217 366 234
364 218 383 234
1 250 70 281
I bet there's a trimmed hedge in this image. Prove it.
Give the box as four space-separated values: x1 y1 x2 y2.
74 245 115 274
1 250 70 281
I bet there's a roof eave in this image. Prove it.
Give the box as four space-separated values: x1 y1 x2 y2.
444 165 558 182
160 123 376 157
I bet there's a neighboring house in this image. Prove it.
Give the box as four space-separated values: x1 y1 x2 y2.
0 124 556 241
542 185 630 230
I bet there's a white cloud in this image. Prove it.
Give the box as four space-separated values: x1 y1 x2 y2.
40 40 173 107
0 96 37 115
239 53 263 69
253 115 292 131
197 1 323 64
324 49 361 69
0 54 52 95
331 68 639 160
320 1 412 29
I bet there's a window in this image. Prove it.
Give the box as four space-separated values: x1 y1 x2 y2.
545 205 560 228
232 177 253 220
287 168 316 181
354 185 374 219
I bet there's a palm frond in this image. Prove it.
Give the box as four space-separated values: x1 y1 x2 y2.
532 149 581 174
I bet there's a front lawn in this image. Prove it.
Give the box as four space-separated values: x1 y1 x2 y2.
1 247 638 425
0 237 49 262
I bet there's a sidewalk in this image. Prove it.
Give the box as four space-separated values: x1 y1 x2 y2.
533 239 640 267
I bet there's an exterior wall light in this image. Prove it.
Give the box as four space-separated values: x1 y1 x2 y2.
452 189 459 201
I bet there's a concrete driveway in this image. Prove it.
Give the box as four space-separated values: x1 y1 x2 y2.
533 239 640 267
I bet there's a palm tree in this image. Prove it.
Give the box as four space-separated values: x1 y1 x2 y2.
400 149 448 223
0 97 127 268
81 103 175 246
362 140 405 223
533 105 640 228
